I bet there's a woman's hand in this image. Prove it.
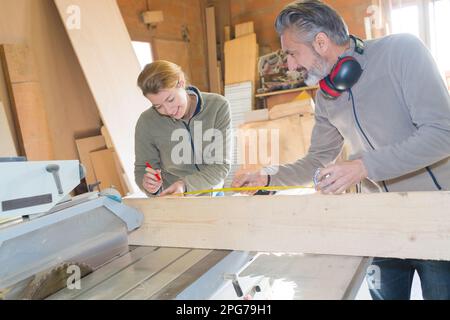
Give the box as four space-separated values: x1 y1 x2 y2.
231 171 269 195
142 167 163 194
160 180 186 196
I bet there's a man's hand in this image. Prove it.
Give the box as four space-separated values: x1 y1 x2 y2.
231 171 269 195
160 180 186 196
142 167 163 194
317 159 368 194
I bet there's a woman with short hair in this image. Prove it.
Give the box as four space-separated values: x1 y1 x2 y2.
135 60 231 196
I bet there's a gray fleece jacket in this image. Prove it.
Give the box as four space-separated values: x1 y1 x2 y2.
134 86 231 196
267 34 450 192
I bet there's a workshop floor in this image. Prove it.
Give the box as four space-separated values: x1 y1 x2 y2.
356 271 423 300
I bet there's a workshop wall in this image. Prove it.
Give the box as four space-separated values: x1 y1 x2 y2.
230 0 373 52
0 0 102 160
117 0 209 92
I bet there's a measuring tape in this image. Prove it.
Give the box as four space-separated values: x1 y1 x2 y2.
173 185 315 197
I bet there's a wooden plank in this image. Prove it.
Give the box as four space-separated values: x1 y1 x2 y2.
235 21 254 38
0 44 54 160
75 248 189 300
0 44 38 83
48 246 157 300
90 148 125 196
126 192 450 261
152 38 192 82
0 1 103 163
238 114 308 172
224 26 231 41
244 109 269 123
101 126 113 149
255 86 319 98
75 136 106 185
269 99 315 120
6 82 54 160
54 0 148 194
206 7 221 94
98 126 130 194
112 152 130 196
0 99 17 157
224 33 258 85
120 249 212 300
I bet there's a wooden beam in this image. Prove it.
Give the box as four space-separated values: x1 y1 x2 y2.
125 192 450 261
53 0 148 194
224 33 258 86
206 7 221 94
235 21 254 38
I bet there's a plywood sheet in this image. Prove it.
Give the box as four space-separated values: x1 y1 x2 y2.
54 0 148 193
0 0 102 162
206 7 220 94
224 33 258 85
0 99 17 157
153 38 192 82
0 44 54 160
75 135 106 185
235 21 254 38
90 148 125 196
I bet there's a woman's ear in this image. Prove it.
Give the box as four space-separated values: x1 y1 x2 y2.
177 80 185 88
177 73 186 88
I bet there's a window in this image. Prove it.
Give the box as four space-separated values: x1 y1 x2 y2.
391 5 420 38
389 0 450 84
429 0 450 77
132 41 153 70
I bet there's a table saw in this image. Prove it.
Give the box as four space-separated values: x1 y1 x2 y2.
0 158 370 300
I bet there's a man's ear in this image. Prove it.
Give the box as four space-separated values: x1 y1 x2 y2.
313 32 329 55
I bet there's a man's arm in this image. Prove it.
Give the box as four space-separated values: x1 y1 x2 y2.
266 111 345 186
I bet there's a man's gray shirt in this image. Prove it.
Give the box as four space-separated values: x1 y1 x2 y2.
267 34 450 192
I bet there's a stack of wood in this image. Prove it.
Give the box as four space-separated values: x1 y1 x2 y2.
75 127 130 196
224 21 258 95
0 44 53 161
1 1 148 196
237 92 316 174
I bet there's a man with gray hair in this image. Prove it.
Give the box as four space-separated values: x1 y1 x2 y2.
232 0 450 300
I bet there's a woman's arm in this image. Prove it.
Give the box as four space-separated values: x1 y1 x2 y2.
134 114 163 197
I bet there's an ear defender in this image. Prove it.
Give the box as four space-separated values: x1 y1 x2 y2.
319 35 365 99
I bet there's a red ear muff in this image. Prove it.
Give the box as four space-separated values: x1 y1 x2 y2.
320 56 363 99
319 76 341 99
319 35 365 99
